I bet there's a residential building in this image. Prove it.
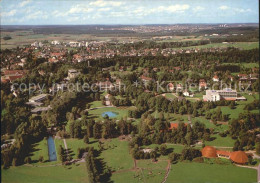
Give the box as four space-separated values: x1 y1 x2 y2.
68 69 80 79
212 75 219 82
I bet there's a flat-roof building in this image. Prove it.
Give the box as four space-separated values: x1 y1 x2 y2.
203 88 237 102
29 94 48 103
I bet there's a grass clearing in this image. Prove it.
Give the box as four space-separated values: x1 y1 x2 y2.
205 134 235 147
166 162 257 183
88 106 130 120
2 163 88 183
100 138 133 171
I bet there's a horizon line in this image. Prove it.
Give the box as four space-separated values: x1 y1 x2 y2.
1 23 259 26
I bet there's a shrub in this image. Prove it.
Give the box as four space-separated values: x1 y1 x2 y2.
39 156 44 162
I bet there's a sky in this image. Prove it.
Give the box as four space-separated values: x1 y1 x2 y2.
0 0 259 25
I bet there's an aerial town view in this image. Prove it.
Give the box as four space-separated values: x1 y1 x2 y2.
0 0 259 183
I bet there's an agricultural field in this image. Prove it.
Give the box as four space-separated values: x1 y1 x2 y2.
180 42 259 50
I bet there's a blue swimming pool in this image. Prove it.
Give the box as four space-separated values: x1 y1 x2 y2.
101 111 118 118
47 136 57 161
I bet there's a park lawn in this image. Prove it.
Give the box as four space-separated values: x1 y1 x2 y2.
111 160 167 183
205 134 236 148
63 138 101 159
1 163 89 183
30 139 49 163
136 160 168 182
208 93 259 120
142 143 184 155
65 138 87 159
88 106 129 120
164 93 177 100
192 116 229 132
55 138 65 162
29 138 65 165
89 101 105 108
100 138 133 171
166 162 257 183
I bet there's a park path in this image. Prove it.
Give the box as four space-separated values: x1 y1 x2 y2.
161 160 171 183
63 138 69 155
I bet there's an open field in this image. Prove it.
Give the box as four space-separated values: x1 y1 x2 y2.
222 62 259 68
30 139 49 163
111 159 168 183
88 101 105 108
205 134 236 147
88 106 131 120
1 163 88 183
179 42 259 50
100 138 133 171
0 31 141 49
166 162 257 183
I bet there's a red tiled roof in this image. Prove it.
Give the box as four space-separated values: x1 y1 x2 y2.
8 75 23 82
230 151 248 164
140 75 152 81
216 150 231 157
201 146 217 158
3 70 27 75
169 123 188 130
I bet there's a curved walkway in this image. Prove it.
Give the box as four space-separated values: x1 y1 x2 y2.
161 160 171 183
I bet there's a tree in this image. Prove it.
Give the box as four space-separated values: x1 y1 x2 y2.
150 151 157 161
168 152 180 164
229 101 236 109
256 143 260 155
160 144 167 155
93 122 102 139
83 135 89 144
39 156 44 163
233 140 240 151
24 157 31 164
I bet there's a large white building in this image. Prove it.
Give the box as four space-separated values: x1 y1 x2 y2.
203 88 237 102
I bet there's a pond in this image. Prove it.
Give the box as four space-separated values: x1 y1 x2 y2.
47 136 57 161
101 111 118 118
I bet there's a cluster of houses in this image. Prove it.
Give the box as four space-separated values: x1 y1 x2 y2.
1 69 27 83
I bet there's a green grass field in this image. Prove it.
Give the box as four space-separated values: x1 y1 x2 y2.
215 93 259 120
88 106 130 120
205 134 235 147
88 101 105 108
2 163 88 183
111 159 167 183
179 42 259 50
166 162 257 183
100 138 133 171
30 139 49 163
222 62 258 69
